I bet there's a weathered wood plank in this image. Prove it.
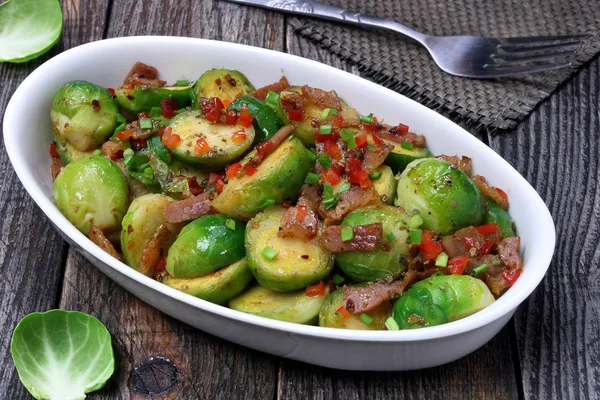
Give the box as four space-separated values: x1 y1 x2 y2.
52 1 285 398
275 21 520 400
0 0 110 398
488 56 600 400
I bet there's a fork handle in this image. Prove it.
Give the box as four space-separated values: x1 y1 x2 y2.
227 0 427 44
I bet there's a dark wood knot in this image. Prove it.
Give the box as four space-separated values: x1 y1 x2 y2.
129 356 180 395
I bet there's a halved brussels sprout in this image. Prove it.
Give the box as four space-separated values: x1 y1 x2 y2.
166 214 245 279
51 81 118 151
229 285 328 324
53 156 129 236
120 194 182 275
384 140 432 174
279 86 359 145
53 133 94 165
167 110 255 170
394 158 484 235
245 206 334 292
484 198 516 238
318 289 391 330
191 69 254 108
212 137 312 220
114 85 191 114
335 205 411 282
392 275 495 329
228 95 283 142
371 165 397 205
163 258 253 304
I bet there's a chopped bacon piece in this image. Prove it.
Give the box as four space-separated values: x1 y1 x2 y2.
376 125 426 147
239 125 294 175
140 223 181 277
322 223 383 253
278 205 319 240
497 237 523 270
301 85 341 109
163 192 213 224
438 155 472 176
361 143 393 174
124 62 166 87
441 226 503 258
344 270 417 314
280 90 304 121
101 141 125 160
123 120 153 140
319 185 380 225
50 158 63 181
89 225 121 261
250 76 290 100
297 184 321 212
472 175 509 210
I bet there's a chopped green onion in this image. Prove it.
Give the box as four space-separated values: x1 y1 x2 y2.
320 107 338 119
322 183 340 210
472 263 488 276
386 232 395 241
385 317 400 331
150 107 162 118
139 118 153 129
339 128 356 149
409 214 423 229
123 148 134 157
435 252 449 267
307 148 317 162
176 79 190 87
369 171 382 180
258 198 275 209
92 149 102 156
359 313 373 325
401 141 414 150
319 124 333 135
116 113 127 124
225 219 236 230
262 247 277 260
317 154 332 169
336 182 351 194
341 226 354 241
410 229 423 245
333 274 345 285
359 114 374 124
265 91 280 106
305 172 321 185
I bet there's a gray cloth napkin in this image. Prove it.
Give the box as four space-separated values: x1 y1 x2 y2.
292 0 600 131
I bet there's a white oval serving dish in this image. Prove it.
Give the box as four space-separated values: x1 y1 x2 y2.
3 36 555 371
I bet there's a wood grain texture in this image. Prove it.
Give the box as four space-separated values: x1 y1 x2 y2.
0 0 110 398
488 56 600 400
276 22 520 400
52 1 286 398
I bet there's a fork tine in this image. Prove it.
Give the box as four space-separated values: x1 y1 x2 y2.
480 61 572 77
492 50 576 63
498 41 582 53
498 34 589 46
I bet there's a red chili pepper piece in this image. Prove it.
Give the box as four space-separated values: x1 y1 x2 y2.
355 133 368 148
476 224 500 236
238 106 253 127
397 123 409 134
464 236 477 250
448 255 469 275
332 116 344 128
496 187 508 201
194 138 210 156
231 130 247 144
306 281 325 297
324 141 342 161
323 168 342 185
225 109 238 125
256 140 274 157
502 269 521 286
200 97 224 122
479 240 494 255
286 107 302 122
296 205 308 222
226 162 242 179
49 143 60 159
336 306 350 319
347 158 370 189
244 165 257 176
160 97 179 119
108 88 115 95
187 177 203 196
208 172 225 194
372 134 383 145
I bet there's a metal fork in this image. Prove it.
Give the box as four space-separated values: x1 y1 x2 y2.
225 0 588 78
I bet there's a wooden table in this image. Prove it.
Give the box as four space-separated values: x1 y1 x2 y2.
1 1 598 398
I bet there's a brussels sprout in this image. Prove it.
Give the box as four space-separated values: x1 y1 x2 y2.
371 165 397 205
53 156 129 236
114 158 156 200
166 214 245 279
229 285 328 324
114 85 191 114
191 69 254 108
394 158 484 235
168 161 209 182
212 137 312 220
167 110 255 170
318 289 392 330
484 198 516 238
120 194 182 275
163 258 253 304
392 275 495 329
53 133 95 165
51 81 119 151
245 206 334 292
279 86 359 145
383 139 432 174
228 95 283 142
335 205 411 282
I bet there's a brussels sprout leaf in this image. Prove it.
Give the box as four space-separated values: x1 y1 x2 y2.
10 310 114 400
